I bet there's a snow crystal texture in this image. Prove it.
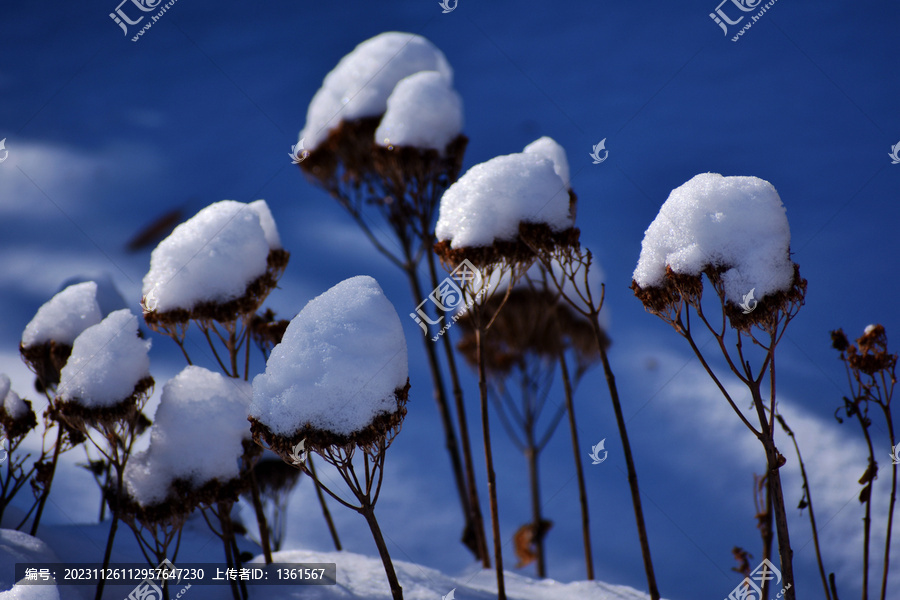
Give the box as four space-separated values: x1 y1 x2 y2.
142 200 280 313
435 138 573 248
250 276 408 437
57 309 151 408
375 70 463 151
300 32 453 149
633 173 794 304
1 374 27 421
20 281 102 348
125 366 253 506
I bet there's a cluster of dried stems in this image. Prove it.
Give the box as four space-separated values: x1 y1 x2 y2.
632 260 807 600
250 382 410 600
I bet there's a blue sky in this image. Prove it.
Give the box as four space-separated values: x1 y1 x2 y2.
1 1 899 598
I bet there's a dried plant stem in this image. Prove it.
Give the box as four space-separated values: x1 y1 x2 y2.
306 455 342 550
852 406 876 600
776 414 831 600
405 266 473 552
558 351 594 580
248 466 273 564
525 432 546 577
476 327 506 600
30 425 62 536
880 410 896 600
426 248 490 566
361 505 403 600
594 318 659 600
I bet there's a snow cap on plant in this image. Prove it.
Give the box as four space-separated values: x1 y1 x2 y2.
249 276 409 456
0 374 37 441
434 136 579 270
123 366 256 522
142 200 289 327
56 309 153 425
19 281 103 389
832 324 897 376
631 173 805 330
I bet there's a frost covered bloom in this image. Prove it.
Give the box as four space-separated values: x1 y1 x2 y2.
434 137 579 271
631 173 806 330
19 281 104 389
249 276 409 456
142 200 289 328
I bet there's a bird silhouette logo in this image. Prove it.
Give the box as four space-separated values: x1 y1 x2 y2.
889 141 900 165
290 139 309 164
141 286 160 315
589 139 608 164
589 439 608 465
739 288 758 314
891 445 900 466
290 438 309 466
438 0 457 13
442 588 456 600
0 138 8 163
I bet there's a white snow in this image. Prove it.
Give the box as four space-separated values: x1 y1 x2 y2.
632 173 795 304
20 282 102 348
0 530 63 597
142 200 281 313
250 276 408 437
57 309 151 408
124 366 253 507
435 138 573 248
57 273 127 318
300 32 453 149
523 136 571 189
864 324 877 335
375 70 463 151
2 381 27 421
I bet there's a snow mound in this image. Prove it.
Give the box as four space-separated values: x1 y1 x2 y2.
142 200 281 313
58 273 127 318
20 282 102 348
250 276 408 437
633 173 794 304
435 138 573 248
0 529 63 595
375 70 463 151
524 136 571 189
57 309 151 408
0 374 27 421
125 366 252 507
300 32 453 149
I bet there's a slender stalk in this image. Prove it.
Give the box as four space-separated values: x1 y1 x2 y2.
593 316 659 600
525 441 545 578
558 351 594 579
361 505 403 600
307 455 342 550
405 265 475 554
30 426 63 536
879 407 896 600
426 248 490 567
94 468 121 600
248 466 273 563
476 327 506 600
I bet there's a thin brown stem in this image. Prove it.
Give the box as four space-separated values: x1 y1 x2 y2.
307 455 342 550
360 504 403 600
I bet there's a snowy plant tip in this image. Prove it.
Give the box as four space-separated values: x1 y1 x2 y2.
435 137 576 255
21 281 102 348
142 199 288 323
250 276 409 450
0 373 36 437
58 309 152 411
124 366 254 510
376 70 463 152
632 173 798 306
301 32 453 150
